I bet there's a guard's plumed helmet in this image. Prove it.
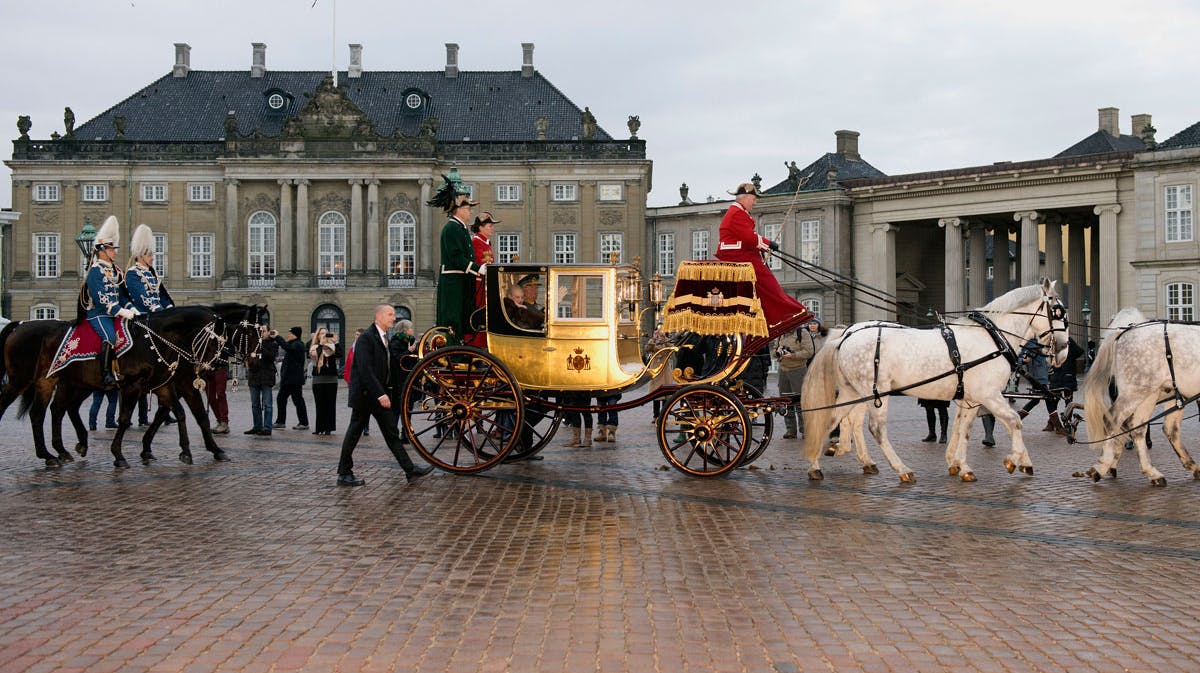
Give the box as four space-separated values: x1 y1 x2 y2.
425 173 479 214
94 215 120 250
129 224 154 260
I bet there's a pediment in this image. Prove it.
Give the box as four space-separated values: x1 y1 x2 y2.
289 75 375 140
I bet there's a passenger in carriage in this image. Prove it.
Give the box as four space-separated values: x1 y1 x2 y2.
80 215 139 387
715 182 810 326
519 274 545 315
504 283 544 331
428 175 481 344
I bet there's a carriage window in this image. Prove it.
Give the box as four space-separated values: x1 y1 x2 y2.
556 274 605 321
500 272 546 332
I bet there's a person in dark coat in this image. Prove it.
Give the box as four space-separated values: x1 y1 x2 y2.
245 326 283 435
274 326 310 430
335 305 434 487
308 327 342 435
428 175 481 344
387 319 418 437
1047 337 1085 435
1017 337 1053 429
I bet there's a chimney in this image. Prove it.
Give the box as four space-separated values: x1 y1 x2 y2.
348 43 362 79
1098 107 1119 137
251 42 266 78
521 43 535 78
1131 113 1155 146
835 130 861 161
173 43 191 78
445 43 459 78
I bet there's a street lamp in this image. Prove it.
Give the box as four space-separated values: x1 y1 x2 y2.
75 217 97 259
1081 299 1092 368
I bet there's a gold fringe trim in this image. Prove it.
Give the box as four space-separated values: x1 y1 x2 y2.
675 261 757 283
661 306 769 338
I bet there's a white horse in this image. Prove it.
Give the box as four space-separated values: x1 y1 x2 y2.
802 279 1070 483
1081 307 1200 486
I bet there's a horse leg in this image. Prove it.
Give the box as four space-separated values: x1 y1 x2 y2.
846 406 878 474
179 386 227 462
1160 405 1200 479
142 402 171 461
66 390 90 458
807 397 853 480
28 397 59 468
948 405 980 482
865 400 915 483
165 391 194 464
108 391 136 468
988 403 1034 475
1085 394 1144 481
1127 397 1166 486
48 394 74 464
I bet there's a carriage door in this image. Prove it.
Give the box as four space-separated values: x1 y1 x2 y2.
311 304 345 342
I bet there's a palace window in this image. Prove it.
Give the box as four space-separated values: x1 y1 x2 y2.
496 233 520 264
599 232 623 264
82 183 108 202
801 297 822 321
31 303 58 320
188 183 214 202
496 184 521 202
140 183 167 202
318 211 347 288
33 183 60 202
692 230 709 261
552 183 577 202
800 219 821 265
657 232 675 276
1166 185 1194 242
553 233 576 264
153 233 168 276
34 233 59 278
1167 282 1195 321
763 222 782 270
387 210 417 288
598 184 623 201
189 234 213 278
247 211 276 287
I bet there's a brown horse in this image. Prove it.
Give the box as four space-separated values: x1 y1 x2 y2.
0 304 264 468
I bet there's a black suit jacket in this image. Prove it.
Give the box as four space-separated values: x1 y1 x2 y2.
348 325 392 410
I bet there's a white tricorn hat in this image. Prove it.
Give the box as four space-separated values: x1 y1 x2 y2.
94 215 120 250
129 224 154 259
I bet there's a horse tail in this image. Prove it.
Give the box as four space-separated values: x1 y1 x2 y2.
14 386 36 420
0 320 19 383
801 338 841 463
1082 329 1121 438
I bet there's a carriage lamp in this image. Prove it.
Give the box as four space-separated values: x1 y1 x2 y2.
649 273 664 304
1082 300 1092 334
75 217 96 258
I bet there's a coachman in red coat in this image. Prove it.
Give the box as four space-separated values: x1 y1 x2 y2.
715 182 810 327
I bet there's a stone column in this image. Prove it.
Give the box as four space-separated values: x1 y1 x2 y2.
349 179 363 273
1068 222 1086 344
222 178 240 283
992 225 1009 299
278 179 293 274
938 217 966 313
968 224 987 306
1042 213 1063 286
295 179 310 275
1014 210 1041 286
1090 221 1101 343
1094 204 1122 333
366 179 380 273
419 178 434 274
867 222 897 321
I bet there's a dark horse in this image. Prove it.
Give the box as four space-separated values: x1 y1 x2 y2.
0 303 264 468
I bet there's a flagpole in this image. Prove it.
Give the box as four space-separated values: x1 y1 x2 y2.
331 0 337 85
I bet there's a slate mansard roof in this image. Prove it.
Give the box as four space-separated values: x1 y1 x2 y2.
71 69 613 143
763 151 886 195
1158 120 1200 151
1054 129 1147 158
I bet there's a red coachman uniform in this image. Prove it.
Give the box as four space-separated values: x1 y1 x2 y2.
715 199 810 327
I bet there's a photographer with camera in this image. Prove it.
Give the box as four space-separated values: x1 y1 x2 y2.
245 326 283 436
309 327 342 436
775 321 818 439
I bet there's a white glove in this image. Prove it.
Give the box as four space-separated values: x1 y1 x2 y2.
476 263 487 276
117 307 138 320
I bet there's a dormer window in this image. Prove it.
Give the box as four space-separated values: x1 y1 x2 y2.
406 93 422 109
400 88 428 114
263 89 292 114
268 93 285 110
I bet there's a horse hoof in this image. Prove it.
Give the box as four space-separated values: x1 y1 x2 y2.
824 448 836 457
961 471 977 482
1087 467 1101 482
899 472 916 484
141 453 157 464
948 465 960 476
1108 468 1117 479
212 451 231 462
1019 465 1033 476
807 469 824 481
862 464 879 475
75 443 88 457
1192 470 1200 481
58 453 74 463
1004 458 1016 474
113 458 129 469
44 458 61 469
179 453 194 465
1151 477 1167 487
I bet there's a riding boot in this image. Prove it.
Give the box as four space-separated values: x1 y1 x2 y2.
581 428 593 448
100 342 118 388
981 415 996 447
562 426 582 447
594 425 609 442
938 415 948 444
1042 417 1056 432
1049 413 1066 435
1017 409 1029 420
922 408 936 442
608 426 617 444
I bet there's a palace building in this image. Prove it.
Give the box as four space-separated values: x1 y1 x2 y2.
3 42 650 337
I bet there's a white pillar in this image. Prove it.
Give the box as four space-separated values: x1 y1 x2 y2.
295 179 310 274
992 226 1009 299
349 179 364 273
278 179 293 273
938 217 966 313
867 222 897 321
1014 210 1041 286
1068 221 1086 344
223 178 239 280
419 177 434 274
366 179 380 273
1094 204 1122 331
1043 213 1063 286
968 224 987 307
1090 222 1101 344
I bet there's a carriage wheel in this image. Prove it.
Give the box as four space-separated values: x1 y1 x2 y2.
656 384 750 477
504 394 563 463
734 384 773 467
417 327 456 357
400 346 525 473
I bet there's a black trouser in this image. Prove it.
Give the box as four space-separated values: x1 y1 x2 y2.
275 383 309 425
337 402 417 476
312 382 338 433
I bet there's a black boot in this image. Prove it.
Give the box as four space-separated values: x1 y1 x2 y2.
100 342 118 388
922 407 936 442
938 415 949 444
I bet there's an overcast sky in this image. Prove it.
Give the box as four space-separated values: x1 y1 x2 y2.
3 0 1199 210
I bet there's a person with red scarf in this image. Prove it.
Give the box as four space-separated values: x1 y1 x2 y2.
715 182 810 327
467 212 498 348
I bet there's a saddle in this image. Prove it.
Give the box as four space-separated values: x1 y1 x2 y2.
47 318 134 377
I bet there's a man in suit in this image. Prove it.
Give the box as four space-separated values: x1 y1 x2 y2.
336 305 434 487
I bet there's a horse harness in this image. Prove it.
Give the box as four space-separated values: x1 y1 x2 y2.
1115 320 1189 409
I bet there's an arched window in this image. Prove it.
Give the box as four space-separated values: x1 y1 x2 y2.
30 303 58 320
394 306 412 322
388 210 417 288
318 211 347 288
311 304 345 342
801 297 822 321
247 211 277 288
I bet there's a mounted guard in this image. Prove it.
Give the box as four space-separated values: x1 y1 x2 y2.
126 224 174 313
79 215 139 387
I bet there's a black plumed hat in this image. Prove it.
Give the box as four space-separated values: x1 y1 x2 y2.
426 173 479 213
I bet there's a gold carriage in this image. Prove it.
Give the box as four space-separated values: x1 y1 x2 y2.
400 261 810 477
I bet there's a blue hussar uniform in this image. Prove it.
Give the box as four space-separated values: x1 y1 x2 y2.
125 263 174 314
84 258 130 344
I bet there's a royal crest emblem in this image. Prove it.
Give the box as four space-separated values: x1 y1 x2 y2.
706 287 725 307
567 346 591 372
